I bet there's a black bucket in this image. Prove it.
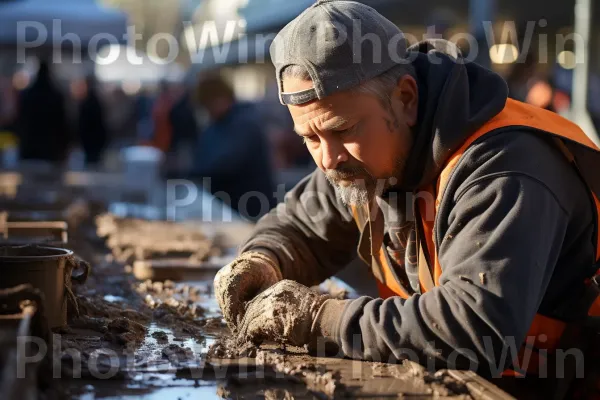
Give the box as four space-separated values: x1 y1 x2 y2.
0 245 90 328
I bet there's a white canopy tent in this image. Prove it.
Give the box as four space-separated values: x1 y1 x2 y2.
94 45 165 83
0 0 128 47
94 44 186 84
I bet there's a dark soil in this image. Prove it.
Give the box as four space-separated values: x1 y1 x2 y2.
105 317 147 344
151 330 169 344
162 343 194 362
206 336 258 359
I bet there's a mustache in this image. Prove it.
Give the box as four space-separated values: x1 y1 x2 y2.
325 166 372 181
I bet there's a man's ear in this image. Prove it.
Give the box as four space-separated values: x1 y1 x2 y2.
390 75 418 127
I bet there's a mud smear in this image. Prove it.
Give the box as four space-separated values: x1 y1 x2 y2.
214 251 282 330
216 346 479 400
232 280 328 348
217 378 320 400
255 349 342 399
206 336 258 359
161 344 194 365
369 362 473 398
105 317 148 346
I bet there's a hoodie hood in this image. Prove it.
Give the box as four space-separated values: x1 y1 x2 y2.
399 39 509 191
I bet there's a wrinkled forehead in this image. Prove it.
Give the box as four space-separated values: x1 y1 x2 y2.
288 94 358 127
283 76 378 129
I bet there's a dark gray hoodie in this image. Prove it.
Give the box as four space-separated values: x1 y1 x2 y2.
240 43 597 377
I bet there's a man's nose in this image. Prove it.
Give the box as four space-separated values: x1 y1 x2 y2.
321 139 347 170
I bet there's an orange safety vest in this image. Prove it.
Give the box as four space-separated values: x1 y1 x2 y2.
351 98 600 377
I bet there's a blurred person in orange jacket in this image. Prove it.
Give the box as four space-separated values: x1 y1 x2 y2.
145 80 175 153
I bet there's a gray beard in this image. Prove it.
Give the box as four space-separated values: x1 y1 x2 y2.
326 176 389 206
324 159 405 206
331 181 382 206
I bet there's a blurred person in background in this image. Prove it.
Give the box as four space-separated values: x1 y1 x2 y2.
146 80 175 153
0 75 17 132
506 51 554 111
77 76 108 166
168 86 198 176
260 88 313 170
16 60 71 165
135 88 155 144
104 86 137 145
170 87 197 147
259 97 315 192
193 73 275 221
505 35 556 112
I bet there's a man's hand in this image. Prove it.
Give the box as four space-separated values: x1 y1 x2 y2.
237 280 329 347
214 251 282 329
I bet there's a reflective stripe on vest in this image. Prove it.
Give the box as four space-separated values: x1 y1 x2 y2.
350 98 600 376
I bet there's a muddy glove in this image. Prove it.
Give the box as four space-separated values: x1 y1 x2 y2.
237 280 331 347
214 251 283 329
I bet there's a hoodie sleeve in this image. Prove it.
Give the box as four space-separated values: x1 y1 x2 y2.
316 172 570 376
240 169 360 286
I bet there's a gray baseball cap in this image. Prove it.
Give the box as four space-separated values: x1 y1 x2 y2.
270 0 408 105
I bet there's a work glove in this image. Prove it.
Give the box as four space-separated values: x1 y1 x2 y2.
214 251 283 329
237 280 335 348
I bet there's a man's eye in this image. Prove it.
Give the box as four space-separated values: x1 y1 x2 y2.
336 124 358 135
302 135 319 144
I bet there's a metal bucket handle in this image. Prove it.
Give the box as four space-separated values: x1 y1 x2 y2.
70 258 91 285
64 256 91 318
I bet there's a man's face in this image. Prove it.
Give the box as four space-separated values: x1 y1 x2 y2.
284 76 418 205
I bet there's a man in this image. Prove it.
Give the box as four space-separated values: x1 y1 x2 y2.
147 80 175 153
17 60 71 165
193 74 276 221
77 76 108 166
214 0 600 389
